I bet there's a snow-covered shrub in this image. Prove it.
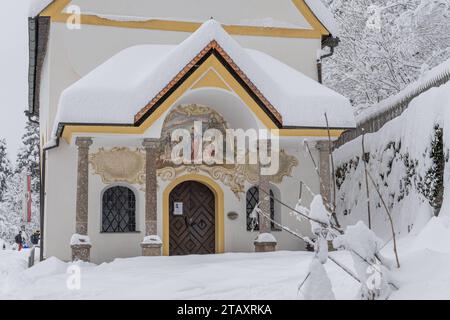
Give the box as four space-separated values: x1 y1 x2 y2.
301 257 335 300
333 221 396 300
308 195 333 264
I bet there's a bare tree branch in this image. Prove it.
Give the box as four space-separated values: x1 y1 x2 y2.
366 171 401 268
361 130 372 229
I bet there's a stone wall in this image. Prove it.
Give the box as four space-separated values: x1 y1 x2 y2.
334 70 450 149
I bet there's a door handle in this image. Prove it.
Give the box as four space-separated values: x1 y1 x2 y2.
184 216 195 227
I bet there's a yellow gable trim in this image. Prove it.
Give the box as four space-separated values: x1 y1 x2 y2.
40 0 330 38
60 54 345 142
61 55 275 142
39 0 70 17
292 0 330 36
191 68 231 91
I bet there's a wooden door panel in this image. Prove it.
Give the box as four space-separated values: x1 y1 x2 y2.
169 181 215 255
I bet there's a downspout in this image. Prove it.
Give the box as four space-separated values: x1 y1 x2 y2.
36 140 59 262
27 14 50 261
317 36 340 83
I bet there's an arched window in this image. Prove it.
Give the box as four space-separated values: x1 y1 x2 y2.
246 186 280 231
102 186 136 233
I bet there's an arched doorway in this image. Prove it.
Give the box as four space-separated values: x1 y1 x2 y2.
169 181 216 255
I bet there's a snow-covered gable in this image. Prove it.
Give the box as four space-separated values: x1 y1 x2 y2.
53 20 354 138
304 0 339 35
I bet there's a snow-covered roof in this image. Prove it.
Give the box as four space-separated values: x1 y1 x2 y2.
29 0 53 17
304 0 339 35
61 0 338 35
53 20 354 138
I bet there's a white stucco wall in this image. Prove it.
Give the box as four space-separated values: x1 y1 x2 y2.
44 142 77 262
67 0 313 29
44 135 321 263
41 10 324 263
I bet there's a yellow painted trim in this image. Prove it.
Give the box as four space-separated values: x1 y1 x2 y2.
60 54 347 142
39 0 330 38
39 0 70 17
292 0 330 36
162 174 225 256
191 68 231 91
279 129 344 138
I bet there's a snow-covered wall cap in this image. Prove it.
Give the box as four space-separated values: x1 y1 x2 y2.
70 234 91 246
52 19 354 138
304 0 339 35
357 58 450 125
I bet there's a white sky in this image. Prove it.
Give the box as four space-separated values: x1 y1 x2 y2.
0 1 49 163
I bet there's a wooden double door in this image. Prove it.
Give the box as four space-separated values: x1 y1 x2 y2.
169 181 215 255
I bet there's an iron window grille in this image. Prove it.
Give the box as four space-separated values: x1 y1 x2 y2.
102 186 136 233
246 186 279 231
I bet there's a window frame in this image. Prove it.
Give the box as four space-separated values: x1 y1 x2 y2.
246 185 282 232
100 184 139 234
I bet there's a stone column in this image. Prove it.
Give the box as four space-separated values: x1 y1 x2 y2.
316 141 331 204
254 139 277 252
258 172 272 234
141 138 162 256
72 137 93 262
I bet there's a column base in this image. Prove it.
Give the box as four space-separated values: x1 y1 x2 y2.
254 233 277 252
254 241 277 252
71 244 92 262
141 243 162 256
141 235 162 256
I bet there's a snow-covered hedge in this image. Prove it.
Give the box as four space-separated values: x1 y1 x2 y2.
334 81 450 239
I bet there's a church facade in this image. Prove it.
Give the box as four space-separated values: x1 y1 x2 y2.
29 0 355 263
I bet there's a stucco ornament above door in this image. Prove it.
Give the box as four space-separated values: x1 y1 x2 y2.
89 147 146 187
157 149 298 199
89 104 298 197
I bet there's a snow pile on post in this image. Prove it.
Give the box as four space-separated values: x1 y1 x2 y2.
70 234 91 246
52 19 354 139
142 235 162 245
255 233 277 243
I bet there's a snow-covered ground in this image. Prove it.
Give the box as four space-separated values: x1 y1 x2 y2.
1 219 450 300
0 250 360 300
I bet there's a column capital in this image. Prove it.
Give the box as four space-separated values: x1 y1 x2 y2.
315 140 331 152
142 138 160 149
75 137 93 149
